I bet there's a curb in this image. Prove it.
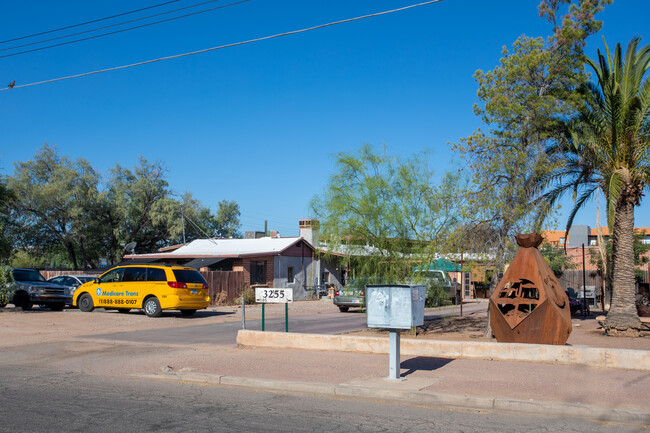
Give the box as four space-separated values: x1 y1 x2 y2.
134 372 650 425
236 330 650 371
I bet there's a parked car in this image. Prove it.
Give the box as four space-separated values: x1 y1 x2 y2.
11 268 71 311
333 277 389 312
47 275 97 306
72 264 210 317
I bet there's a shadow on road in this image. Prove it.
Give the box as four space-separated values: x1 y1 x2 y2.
115 309 236 318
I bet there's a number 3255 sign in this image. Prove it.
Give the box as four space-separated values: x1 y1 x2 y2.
255 288 293 303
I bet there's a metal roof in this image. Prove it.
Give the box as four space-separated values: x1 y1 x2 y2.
125 236 314 260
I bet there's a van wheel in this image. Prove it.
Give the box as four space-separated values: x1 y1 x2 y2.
338 306 349 312
78 293 94 312
143 297 162 317
180 309 196 316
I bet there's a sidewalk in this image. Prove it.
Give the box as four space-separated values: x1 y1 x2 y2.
135 330 649 425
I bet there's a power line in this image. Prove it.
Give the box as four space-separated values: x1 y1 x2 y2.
2 0 444 92
0 0 253 59
0 0 183 44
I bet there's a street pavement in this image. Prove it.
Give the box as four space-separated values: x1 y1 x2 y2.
78 301 649 426
3 298 646 427
1 365 637 433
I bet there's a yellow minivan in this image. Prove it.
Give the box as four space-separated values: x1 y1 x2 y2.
72 264 210 317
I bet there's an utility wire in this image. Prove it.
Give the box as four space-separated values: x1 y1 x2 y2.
0 0 183 44
0 0 230 52
0 0 252 59
2 0 444 92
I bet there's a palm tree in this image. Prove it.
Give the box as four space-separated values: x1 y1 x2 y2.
541 37 650 336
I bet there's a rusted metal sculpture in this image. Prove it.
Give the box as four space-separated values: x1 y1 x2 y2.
489 233 572 345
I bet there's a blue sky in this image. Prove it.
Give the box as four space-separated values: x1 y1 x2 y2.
1 0 649 237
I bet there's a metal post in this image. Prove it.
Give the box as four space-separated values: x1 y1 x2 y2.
388 330 401 380
241 292 246 330
262 303 265 331
285 303 288 332
582 244 587 317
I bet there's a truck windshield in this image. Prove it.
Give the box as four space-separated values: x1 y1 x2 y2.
13 269 46 282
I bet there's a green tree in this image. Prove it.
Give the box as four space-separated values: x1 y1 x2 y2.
590 232 650 308
0 177 14 261
105 158 172 257
539 242 577 277
211 200 242 239
8 145 103 269
310 144 463 281
452 0 609 334
541 38 650 335
156 194 242 245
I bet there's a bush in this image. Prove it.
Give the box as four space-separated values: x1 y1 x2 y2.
240 285 256 305
425 280 452 308
0 265 15 307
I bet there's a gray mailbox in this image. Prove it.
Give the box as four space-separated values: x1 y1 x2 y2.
366 284 426 329
365 284 426 381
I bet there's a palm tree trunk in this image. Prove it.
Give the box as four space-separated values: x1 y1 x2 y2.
603 195 642 336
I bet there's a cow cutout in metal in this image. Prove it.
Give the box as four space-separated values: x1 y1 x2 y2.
489 233 572 345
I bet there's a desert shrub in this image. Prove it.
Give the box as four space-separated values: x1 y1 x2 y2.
240 285 256 305
0 265 14 307
213 291 228 305
424 279 452 308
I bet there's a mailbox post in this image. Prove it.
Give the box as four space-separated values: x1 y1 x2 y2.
366 284 425 380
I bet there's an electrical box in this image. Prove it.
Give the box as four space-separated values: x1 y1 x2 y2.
366 284 426 329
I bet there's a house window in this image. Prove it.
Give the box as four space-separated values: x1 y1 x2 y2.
288 267 294 283
559 237 565 245
250 261 267 285
589 239 597 246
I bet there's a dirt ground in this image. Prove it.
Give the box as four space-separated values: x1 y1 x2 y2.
1 299 648 351
351 309 650 351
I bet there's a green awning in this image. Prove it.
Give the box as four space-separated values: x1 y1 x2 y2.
413 258 461 272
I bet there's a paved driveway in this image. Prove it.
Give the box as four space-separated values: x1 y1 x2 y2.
86 302 486 346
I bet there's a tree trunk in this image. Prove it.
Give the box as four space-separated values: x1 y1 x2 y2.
64 240 79 270
603 195 642 336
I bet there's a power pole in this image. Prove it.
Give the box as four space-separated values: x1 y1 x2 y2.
181 205 186 244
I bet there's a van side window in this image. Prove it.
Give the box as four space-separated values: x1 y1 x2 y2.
147 268 167 282
100 268 124 283
123 267 147 282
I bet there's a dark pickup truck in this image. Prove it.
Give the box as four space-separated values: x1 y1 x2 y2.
11 268 71 311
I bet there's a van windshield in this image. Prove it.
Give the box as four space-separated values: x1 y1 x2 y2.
173 269 207 285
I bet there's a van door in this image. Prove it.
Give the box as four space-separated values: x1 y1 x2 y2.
121 267 148 308
95 268 125 308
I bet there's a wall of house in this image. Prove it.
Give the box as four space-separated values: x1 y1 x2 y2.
273 255 318 300
234 256 274 288
320 259 344 288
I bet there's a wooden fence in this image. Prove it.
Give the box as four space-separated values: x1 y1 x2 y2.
40 269 102 280
557 269 648 291
200 271 245 305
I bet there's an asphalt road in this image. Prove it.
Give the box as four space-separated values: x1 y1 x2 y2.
0 365 640 433
88 302 487 346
